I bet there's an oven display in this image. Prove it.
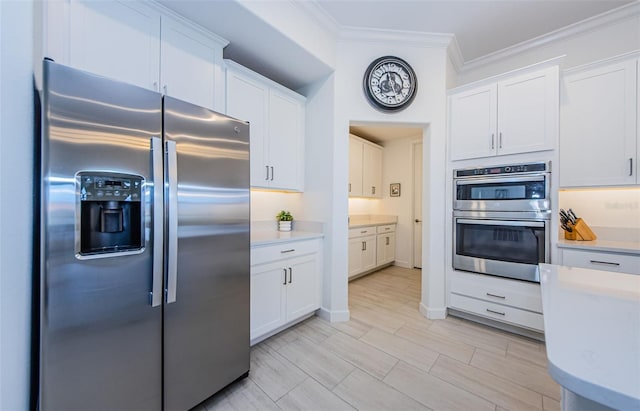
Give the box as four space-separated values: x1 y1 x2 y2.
457 180 545 201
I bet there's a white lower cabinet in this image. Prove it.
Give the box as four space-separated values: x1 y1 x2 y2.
448 271 544 332
348 224 396 279
560 248 640 275
250 239 321 343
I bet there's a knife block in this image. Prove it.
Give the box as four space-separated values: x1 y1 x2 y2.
564 218 597 241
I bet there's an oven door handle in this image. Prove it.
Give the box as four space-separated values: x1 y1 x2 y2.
455 175 546 186
456 218 545 228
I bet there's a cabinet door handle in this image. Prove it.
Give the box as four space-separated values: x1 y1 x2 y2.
270 166 274 181
283 268 288 285
486 308 505 316
361 241 366 251
589 260 620 267
486 292 506 299
499 132 503 149
288 267 293 284
386 236 389 246
265 165 270 181
372 186 376 195
629 158 634 176
280 249 295 254
491 133 495 149
349 183 351 193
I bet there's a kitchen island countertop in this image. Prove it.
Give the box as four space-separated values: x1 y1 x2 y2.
539 263 640 410
251 230 323 246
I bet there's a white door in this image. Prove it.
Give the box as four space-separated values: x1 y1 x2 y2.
268 89 302 190
348 237 364 278
349 137 363 196
285 255 318 320
449 84 497 160
362 143 382 197
250 263 286 340
413 141 423 269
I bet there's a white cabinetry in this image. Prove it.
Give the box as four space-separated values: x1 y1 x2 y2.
250 239 321 343
449 66 558 161
448 271 544 332
348 225 396 279
560 248 640 275
560 57 638 187
349 135 382 197
376 225 396 266
43 0 227 111
225 60 305 191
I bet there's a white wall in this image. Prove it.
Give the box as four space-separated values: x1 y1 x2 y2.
378 136 422 268
0 1 34 409
251 191 304 223
559 188 640 229
348 197 382 215
335 38 449 319
458 9 640 84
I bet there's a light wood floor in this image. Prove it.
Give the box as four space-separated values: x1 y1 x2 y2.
200 266 560 411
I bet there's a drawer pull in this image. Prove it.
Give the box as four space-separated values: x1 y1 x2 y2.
486 308 506 316
280 249 295 254
360 230 368 234
486 293 506 299
589 260 620 267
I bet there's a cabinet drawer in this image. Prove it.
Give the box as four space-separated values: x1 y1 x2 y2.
376 224 396 234
251 239 318 266
561 248 640 275
450 271 542 313
349 226 376 238
449 293 544 332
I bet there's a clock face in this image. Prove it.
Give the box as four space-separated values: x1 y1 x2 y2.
363 56 417 112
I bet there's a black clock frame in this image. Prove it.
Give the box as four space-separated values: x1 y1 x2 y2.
363 56 417 112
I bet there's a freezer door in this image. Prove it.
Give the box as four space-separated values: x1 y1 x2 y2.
163 97 250 411
39 61 163 410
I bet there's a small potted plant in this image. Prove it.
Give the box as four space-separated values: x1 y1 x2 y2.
276 210 293 232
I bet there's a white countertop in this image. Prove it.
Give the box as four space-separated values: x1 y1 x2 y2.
539 263 640 410
251 230 323 246
557 238 640 255
349 215 397 228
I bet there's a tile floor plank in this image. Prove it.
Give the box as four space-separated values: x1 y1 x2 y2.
359 328 439 373
249 345 307 401
395 324 476 364
323 331 399 380
203 377 280 411
276 378 355 411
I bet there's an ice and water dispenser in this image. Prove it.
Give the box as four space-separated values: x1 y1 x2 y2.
76 172 144 257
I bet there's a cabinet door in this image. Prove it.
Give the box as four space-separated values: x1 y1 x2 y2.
449 84 497 160
160 15 221 110
497 67 557 156
348 237 364 278
68 0 160 90
250 263 286 340
285 255 319 321
349 137 363 196
376 233 396 266
268 89 304 191
362 235 377 272
226 69 269 187
362 143 382 197
560 59 637 187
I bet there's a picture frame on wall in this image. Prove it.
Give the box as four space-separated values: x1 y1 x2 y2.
390 183 401 197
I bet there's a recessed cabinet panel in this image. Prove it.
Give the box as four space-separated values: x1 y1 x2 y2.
268 91 303 190
349 135 382 198
250 263 286 340
449 85 497 161
68 0 160 91
560 58 638 187
285 257 318 320
349 138 364 196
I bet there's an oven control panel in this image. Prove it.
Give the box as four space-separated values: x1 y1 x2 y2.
455 162 547 177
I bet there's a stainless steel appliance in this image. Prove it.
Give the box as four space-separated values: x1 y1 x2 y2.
36 60 250 410
453 162 551 282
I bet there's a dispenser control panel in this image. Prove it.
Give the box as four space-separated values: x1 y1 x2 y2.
79 173 143 202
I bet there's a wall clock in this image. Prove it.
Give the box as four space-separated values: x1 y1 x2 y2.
363 56 417 112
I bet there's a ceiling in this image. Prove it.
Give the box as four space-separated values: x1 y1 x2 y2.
159 0 634 142
350 125 423 145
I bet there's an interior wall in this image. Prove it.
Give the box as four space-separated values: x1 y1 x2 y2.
348 198 382 215
458 10 640 84
250 191 304 223
335 39 449 319
0 1 34 409
378 136 422 268
559 188 640 229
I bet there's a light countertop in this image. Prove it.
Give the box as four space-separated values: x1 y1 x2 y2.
539 263 640 410
557 238 640 255
251 230 323 246
349 214 397 228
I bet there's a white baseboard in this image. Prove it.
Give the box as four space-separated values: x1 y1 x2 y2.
317 307 350 323
420 302 447 320
393 261 412 269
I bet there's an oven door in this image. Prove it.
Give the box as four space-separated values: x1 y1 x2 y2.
453 214 549 282
454 174 549 212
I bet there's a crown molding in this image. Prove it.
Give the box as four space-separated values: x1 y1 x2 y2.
292 0 341 36
447 35 464 72
462 2 640 73
339 26 454 49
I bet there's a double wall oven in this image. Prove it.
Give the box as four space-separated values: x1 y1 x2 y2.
453 162 551 283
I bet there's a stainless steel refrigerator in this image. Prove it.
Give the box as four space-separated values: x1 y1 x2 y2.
36 60 250 410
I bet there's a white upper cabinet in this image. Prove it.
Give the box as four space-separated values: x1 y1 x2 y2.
43 0 227 111
449 66 558 161
560 57 638 187
349 135 382 198
225 60 305 191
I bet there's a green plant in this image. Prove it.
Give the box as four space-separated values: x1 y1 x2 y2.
276 210 293 221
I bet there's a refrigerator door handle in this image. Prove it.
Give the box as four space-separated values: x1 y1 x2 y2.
150 137 164 307
166 140 179 304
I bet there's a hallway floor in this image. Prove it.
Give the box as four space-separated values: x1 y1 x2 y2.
200 266 560 411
